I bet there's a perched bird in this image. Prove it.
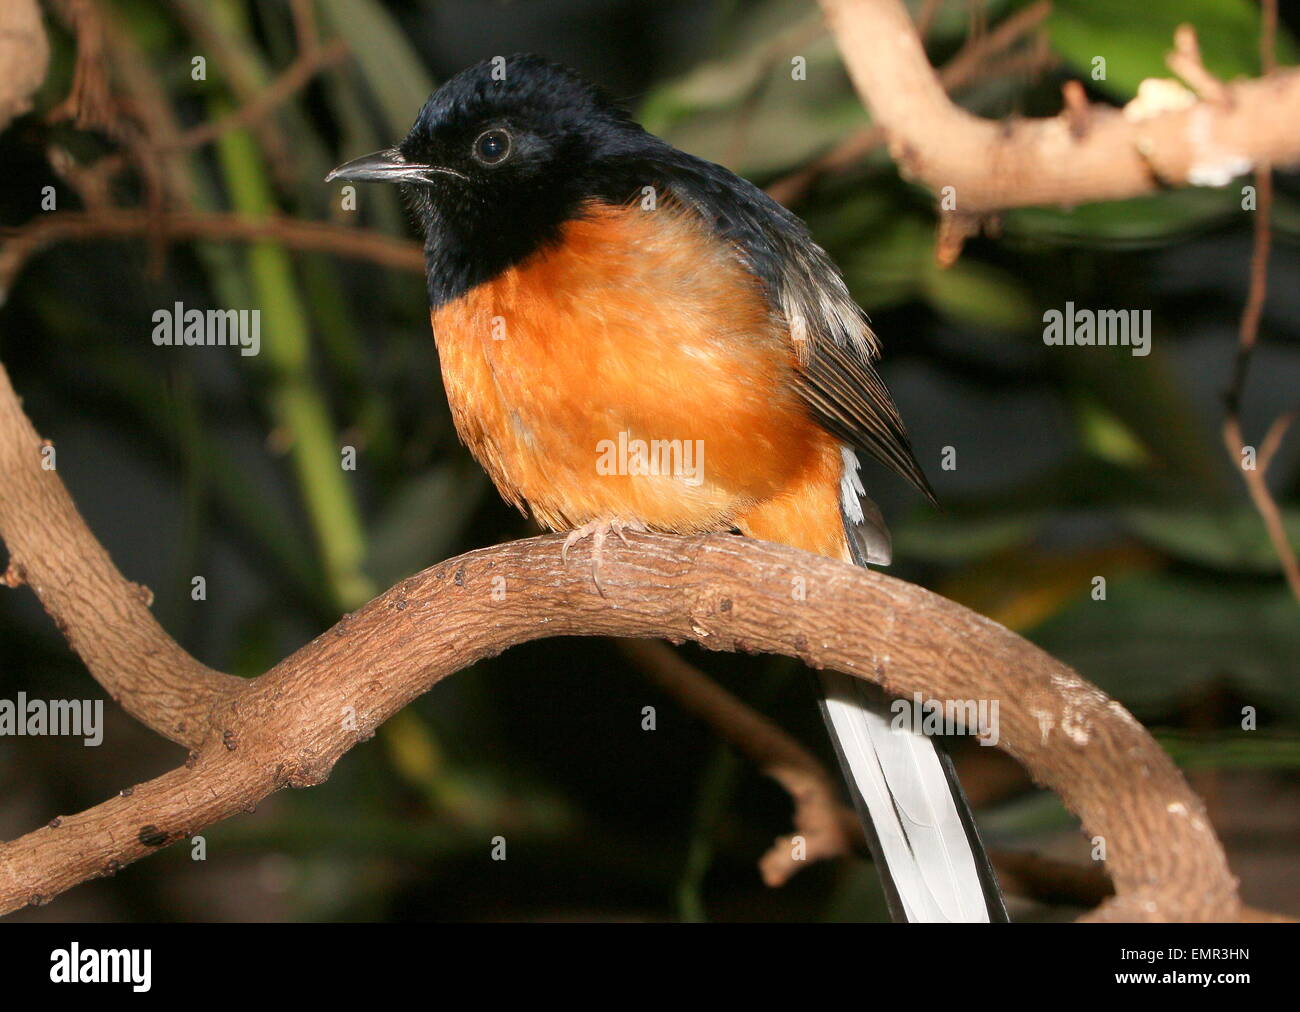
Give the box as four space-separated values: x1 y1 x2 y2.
328 54 1005 922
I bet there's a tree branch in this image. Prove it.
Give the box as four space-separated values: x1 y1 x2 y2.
156 39 350 154
0 210 423 302
616 638 861 886
0 359 1242 919
0 364 242 748
1217 0 1300 604
767 0 1055 206
817 0 1300 213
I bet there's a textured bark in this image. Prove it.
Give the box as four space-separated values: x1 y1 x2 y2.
0 365 243 747
0 518 1240 917
819 0 1300 212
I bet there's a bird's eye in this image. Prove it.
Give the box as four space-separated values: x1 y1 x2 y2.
473 129 512 165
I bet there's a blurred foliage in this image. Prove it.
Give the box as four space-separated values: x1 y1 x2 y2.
1047 0 1297 100
0 0 1297 922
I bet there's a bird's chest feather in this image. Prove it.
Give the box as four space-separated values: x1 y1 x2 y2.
429 200 830 532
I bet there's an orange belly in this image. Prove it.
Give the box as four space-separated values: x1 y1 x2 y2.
429 198 850 560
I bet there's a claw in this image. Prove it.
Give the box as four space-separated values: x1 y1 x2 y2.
560 518 647 595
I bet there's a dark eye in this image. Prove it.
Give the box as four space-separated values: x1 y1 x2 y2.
473 129 511 165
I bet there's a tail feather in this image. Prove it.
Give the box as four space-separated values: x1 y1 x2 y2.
818 673 998 921
820 448 1007 922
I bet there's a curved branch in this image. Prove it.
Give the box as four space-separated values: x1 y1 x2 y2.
818 0 1300 212
0 520 1240 917
0 354 1242 918
0 364 242 747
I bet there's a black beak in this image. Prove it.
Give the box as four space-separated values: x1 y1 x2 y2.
325 148 467 184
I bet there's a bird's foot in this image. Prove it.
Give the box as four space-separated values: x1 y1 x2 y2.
561 518 648 596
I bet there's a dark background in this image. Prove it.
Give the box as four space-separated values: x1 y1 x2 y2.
1 0 1297 921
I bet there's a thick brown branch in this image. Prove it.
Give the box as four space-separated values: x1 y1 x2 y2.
767 0 1054 206
0 519 1241 918
817 0 1300 212
0 364 242 747
0 347 1244 918
0 0 49 133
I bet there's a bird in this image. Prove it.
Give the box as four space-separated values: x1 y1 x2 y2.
327 53 1006 922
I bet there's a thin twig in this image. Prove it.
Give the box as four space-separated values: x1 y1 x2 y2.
1223 415 1300 601
289 0 321 55
1166 24 1230 106
165 0 299 183
158 38 349 154
1218 0 1300 603
46 0 115 132
616 639 860 885
1259 407 1299 476
0 209 423 300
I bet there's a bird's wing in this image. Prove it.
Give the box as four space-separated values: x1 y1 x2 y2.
656 156 934 503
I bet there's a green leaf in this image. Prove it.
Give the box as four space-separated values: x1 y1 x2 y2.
922 258 1038 332
1124 506 1300 574
1076 398 1152 467
892 512 1045 562
318 0 434 138
1048 0 1298 101
1032 573 1300 718
1005 189 1239 247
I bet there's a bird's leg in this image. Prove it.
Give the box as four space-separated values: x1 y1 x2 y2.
561 517 648 596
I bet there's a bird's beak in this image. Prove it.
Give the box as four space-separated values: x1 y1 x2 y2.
325 148 462 184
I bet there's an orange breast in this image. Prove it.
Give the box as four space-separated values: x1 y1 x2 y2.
430 198 849 557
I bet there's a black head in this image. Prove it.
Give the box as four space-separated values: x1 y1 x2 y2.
327 55 662 305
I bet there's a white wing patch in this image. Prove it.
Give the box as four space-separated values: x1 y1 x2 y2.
840 445 867 526
778 242 880 363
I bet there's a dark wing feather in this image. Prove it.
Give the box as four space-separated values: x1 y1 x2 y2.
641 153 935 504
796 339 937 505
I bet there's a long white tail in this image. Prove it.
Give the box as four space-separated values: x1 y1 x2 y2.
830 446 1005 922
818 671 1003 921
